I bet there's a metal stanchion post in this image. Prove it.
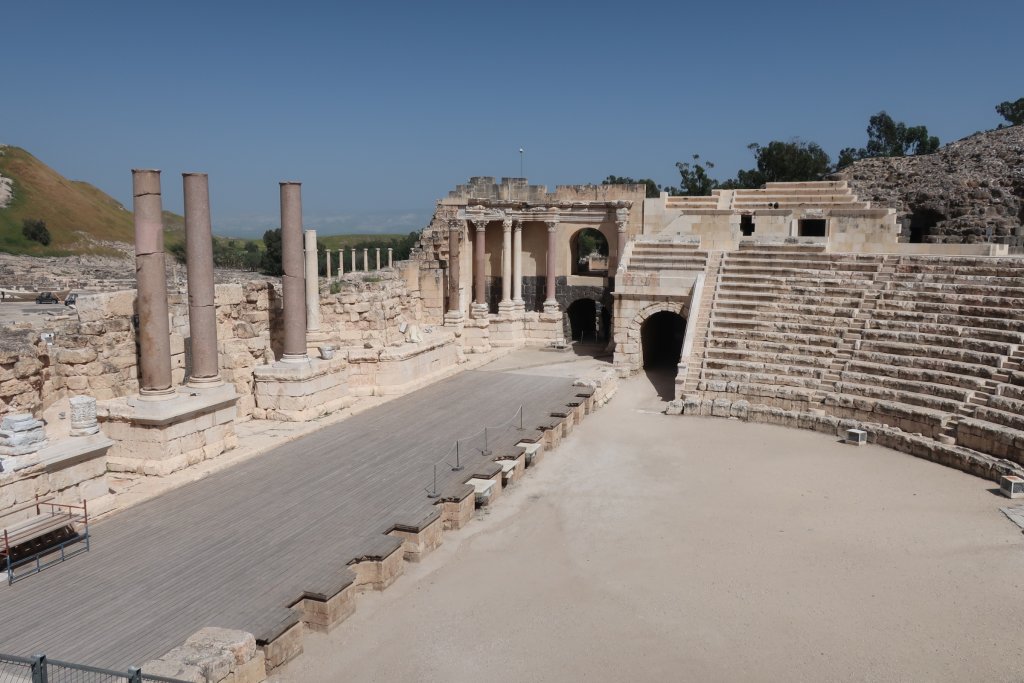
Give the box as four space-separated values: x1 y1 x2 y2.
453 441 463 471
427 464 440 498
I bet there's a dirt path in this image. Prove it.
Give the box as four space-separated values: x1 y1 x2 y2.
281 371 1024 682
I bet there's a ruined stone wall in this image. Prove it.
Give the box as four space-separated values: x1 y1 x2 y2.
832 125 1024 244
0 273 432 422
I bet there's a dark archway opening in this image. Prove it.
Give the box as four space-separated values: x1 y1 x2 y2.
642 311 686 368
641 311 686 401
570 228 609 276
567 299 598 342
740 214 755 236
909 208 944 244
798 219 827 237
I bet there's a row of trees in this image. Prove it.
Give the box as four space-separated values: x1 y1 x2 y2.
168 237 262 271
606 99 1022 196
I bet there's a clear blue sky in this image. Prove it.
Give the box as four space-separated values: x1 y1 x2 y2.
4 0 1021 236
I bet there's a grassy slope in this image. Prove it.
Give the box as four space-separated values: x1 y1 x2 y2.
0 146 184 256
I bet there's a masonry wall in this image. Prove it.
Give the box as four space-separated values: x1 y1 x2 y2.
1 270 432 423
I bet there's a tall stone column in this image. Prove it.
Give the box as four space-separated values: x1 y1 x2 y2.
445 219 464 322
375 247 381 270
512 220 524 312
182 172 221 387
363 248 368 271
543 219 559 314
326 249 332 279
387 248 393 268
304 229 320 333
350 248 356 273
615 207 629 270
338 249 344 275
280 182 307 361
471 219 489 318
132 169 174 399
498 218 514 315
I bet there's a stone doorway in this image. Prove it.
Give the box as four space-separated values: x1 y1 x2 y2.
567 298 599 343
641 311 686 369
909 208 944 243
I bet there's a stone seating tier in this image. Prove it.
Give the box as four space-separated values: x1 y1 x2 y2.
682 245 1024 470
706 337 839 359
857 328 1015 356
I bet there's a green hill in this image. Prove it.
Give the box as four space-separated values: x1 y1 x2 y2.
0 146 183 256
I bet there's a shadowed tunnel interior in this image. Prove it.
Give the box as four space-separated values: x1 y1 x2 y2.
641 311 686 369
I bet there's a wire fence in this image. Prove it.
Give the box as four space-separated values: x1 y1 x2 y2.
424 404 530 499
0 654 187 683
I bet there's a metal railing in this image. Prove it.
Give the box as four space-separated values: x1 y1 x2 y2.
425 404 528 499
0 654 188 683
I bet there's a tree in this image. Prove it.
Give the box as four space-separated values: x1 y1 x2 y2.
674 155 718 195
837 111 939 168
261 228 283 276
734 140 832 188
21 218 51 246
602 175 660 198
996 97 1024 126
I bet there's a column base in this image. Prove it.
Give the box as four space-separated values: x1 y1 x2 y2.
542 300 560 314
471 303 490 319
138 386 177 401
444 311 465 327
253 357 351 422
497 300 516 315
513 298 525 313
102 384 240 477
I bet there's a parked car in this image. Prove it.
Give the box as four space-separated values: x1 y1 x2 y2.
35 292 60 304
64 293 77 306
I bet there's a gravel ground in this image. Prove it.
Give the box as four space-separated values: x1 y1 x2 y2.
280 365 1024 683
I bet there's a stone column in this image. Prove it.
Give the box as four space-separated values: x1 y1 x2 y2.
445 219 463 322
512 220 524 312
326 249 332 279
363 248 368 271
615 207 629 270
132 169 174 398
387 248 393 268
304 229 320 333
472 219 488 318
182 172 221 386
498 218 514 315
350 248 356 273
338 249 344 275
375 247 381 270
543 220 559 313
280 182 307 361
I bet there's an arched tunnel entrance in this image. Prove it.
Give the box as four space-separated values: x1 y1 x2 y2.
641 311 686 369
567 299 598 342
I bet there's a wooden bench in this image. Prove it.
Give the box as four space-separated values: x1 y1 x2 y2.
1 496 90 585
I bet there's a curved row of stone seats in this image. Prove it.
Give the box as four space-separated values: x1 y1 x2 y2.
843 358 995 393
857 328 1016 356
863 317 1024 346
831 379 964 413
877 295 1024 323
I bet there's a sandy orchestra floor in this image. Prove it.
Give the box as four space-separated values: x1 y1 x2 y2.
281 362 1024 683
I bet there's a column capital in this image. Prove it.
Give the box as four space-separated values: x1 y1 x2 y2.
615 207 629 230
502 218 513 232
512 219 522 232
545 219 559 232
472 219 489 233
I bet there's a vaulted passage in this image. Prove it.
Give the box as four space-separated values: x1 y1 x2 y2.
567 298 598 342
641 311 686 369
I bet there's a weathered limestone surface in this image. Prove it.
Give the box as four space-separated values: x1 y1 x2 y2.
142 627 265 683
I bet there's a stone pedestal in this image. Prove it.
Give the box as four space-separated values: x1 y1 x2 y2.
253 357 351 422
100 384 240 476
0 433 115 522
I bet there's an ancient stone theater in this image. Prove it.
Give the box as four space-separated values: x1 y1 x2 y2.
0 168 1022 678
